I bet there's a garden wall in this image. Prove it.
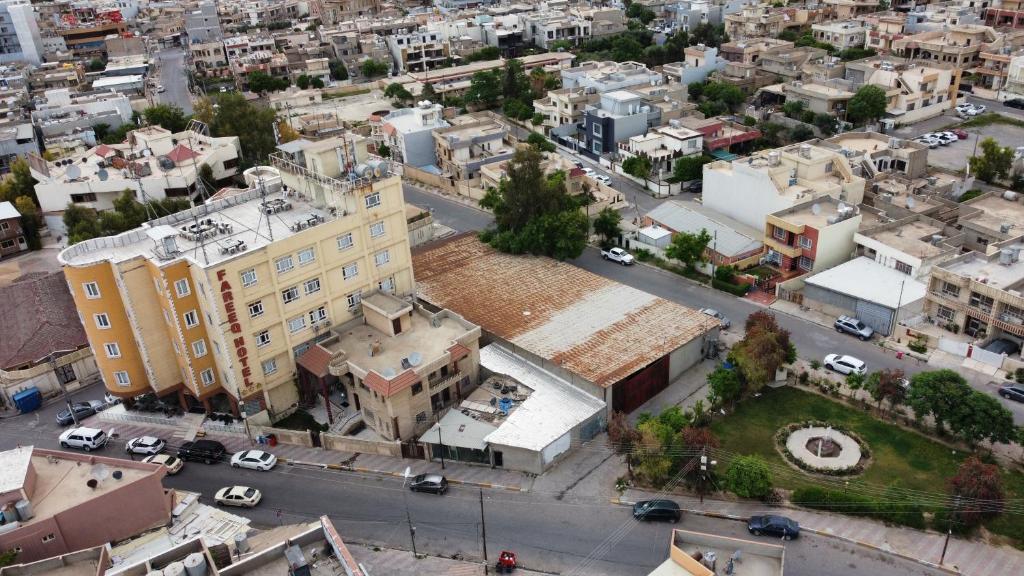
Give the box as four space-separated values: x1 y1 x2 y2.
320 432 403 457
252 426 313 448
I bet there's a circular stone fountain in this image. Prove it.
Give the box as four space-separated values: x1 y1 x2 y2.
785 426 862 472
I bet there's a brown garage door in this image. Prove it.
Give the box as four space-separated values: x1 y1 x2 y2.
612 355 670 413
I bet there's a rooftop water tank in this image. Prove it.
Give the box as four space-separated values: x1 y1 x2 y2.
184 552 208 576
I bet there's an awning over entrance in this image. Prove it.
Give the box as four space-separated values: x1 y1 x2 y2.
297 344 332 378
710 149 739 161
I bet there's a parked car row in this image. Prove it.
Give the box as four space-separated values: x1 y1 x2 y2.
631 499 802 539
913 130 966 148
956 102 986 118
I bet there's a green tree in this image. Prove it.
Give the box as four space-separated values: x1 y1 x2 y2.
732 311 792 390
1 159 37 205
207 93 278 168
707 366 743 409
463 46 500 63
622 155 652 179
359 59 390 78
14 196 41 250
247 71 289 93
592 206 622 247
689 23 729 48
144 104 190 133
782 100 806 119
724 455 772 499
948 456 1004 528
949 392 1016 446
480 146 588 260
865 368 907 410
384 82 414 105
421 82 437 101
198 163 214 187
88 58 105 71
969 137 1014 184
703 82 744 109
687 81 705 101
612 34 644 62
0 548 18 568
502 59 531 102
377 143 391 158
526 132 555 153
63 203 102 244
664 228 711 269
626 3 656 24
112 189 147 230
464 69 502 109
93 122 111 142
813 113 838 136
846 84 888 125
671 154 712 182
330 61 349 81
790 124 814 142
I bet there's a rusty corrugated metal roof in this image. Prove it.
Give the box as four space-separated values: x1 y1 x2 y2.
413 235 712 388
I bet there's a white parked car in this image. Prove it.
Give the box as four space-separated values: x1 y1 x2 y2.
59 427 108 452
230 449 278 471
215 485 262 508
143 453 184 475
126 436 166 455
936 132 958 145
823 354 867 375
593 174 612 185
914 136 940 149
581 167 595 176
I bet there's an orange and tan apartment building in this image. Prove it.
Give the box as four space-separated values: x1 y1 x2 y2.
58 135 415 424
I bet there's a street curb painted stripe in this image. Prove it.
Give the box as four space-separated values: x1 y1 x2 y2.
610 497 961 575
280 458 523 491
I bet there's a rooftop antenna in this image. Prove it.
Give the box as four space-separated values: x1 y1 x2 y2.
258 175 274 243
129 133 159 222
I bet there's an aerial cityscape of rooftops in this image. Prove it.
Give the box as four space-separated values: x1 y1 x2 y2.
4 0 1024 574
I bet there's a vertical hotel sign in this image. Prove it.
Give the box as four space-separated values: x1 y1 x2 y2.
217 269 255 395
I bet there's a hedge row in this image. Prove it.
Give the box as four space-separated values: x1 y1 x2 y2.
791 486 926 530
712 278 751 296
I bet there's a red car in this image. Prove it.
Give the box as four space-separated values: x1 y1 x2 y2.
952 128 968 139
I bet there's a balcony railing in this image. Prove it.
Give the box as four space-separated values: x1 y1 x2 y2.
429 371 464 391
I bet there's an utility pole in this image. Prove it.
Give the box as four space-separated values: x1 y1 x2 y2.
51 351 78 426
940 496 960 565
436 416 446 469
405 506 418 557
479 488 489 574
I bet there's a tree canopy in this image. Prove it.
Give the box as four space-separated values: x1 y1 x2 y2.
671 154 712 183
724 455 773 499
665 228 711 269
622 155 652 180
480 146 588 260
247 71 289 93
846 85 887 125
203 93 279 168
593 206 622 247
732 311 793 390
143 104 190 133
948 456 1005 527
907 369 1016 445
969 137 1014 184
359 59 390 78
63 190 191 244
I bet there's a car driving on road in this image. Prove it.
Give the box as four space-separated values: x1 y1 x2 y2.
824 354 866 375
215 486 262 508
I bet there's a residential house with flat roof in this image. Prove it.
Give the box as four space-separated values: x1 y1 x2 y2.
433 114 514 193
661 45 727 86
380 101 449 168
854 215 963 280
892 25 1009 67
724 4 786 40
581 90 659 156
812 20 869 50
845 58 961 124
618 124 704 175
985 0 1024 29
763 196 862 278
958 191 1024 252
560 60 663 92
703 142 865 231
532 86 600 132
648 529 784 576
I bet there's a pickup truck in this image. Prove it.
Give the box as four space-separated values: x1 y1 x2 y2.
601 247 635 265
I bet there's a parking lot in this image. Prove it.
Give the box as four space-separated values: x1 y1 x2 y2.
926 120 1024 173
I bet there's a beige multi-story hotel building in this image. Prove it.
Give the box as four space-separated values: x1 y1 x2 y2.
58 135 415 424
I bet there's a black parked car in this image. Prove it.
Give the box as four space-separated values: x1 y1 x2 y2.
1000 385 1024 403
1005 98 1024 110
56 402 98 426
748 515 800 540
983 338 1021 356
632 500 681 523
177 440 227 464
409 473 448 494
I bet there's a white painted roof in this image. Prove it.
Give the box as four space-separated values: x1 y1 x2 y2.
646 201 763 257
481 344 606 453
0 200 20 220
805 256 927 309
638 225 672 240
419 408 494 451
0 445 33 495
92 75 143 88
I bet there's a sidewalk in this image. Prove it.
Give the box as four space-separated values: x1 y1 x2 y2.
348 542 553 576
617 488 1024 576
84 411 528 491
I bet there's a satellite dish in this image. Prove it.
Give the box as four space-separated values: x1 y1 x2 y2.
97 168 108 181
142 149 152 157
811 203 821 215
382 368 396 378
66 164 81 179
906 196 916 209
409 351 422 366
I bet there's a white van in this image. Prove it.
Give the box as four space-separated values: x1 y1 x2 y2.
59 427 108 452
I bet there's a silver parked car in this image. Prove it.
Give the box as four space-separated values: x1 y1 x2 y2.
834 315 874 340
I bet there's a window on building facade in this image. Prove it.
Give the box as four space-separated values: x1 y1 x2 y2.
55 364 76 385
369 221 385 238
940 281 960 297
347 291 362 309
241 268 257 287
969 292 994 313
174 278 190 297
200 368 215 386
95 313 111 329
895 260 913 275
256 330 271 347
936 304 955 321
309 306 327 325
288 316 306 333
379 277 395 293
184 310 200 328
282 286 299 304
248 300 264 318
365 192 381 208
343 262 358 280
262 358 278 375
798 256 814 271
799 236 812 249
304 278 321 295
83 282 100 299
298 247 316 265
114 371 131 387
337 232 354 250
104 342 121 358
192 339 207 358
773 226 786 240
275 255 294 274
374 250 390 267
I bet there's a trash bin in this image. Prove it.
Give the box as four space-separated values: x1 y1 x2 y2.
896 351 904 359
267 433 278 447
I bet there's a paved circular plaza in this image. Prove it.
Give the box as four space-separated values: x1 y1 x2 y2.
785 426 862 471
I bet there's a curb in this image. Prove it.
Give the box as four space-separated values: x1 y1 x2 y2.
280 458 523 491
611 497 961 575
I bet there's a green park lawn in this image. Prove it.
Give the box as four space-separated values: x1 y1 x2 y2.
710 386 1024 542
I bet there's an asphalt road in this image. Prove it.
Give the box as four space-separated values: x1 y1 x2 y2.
155 47 194 114
402 184 1024 425
0 396 944 576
